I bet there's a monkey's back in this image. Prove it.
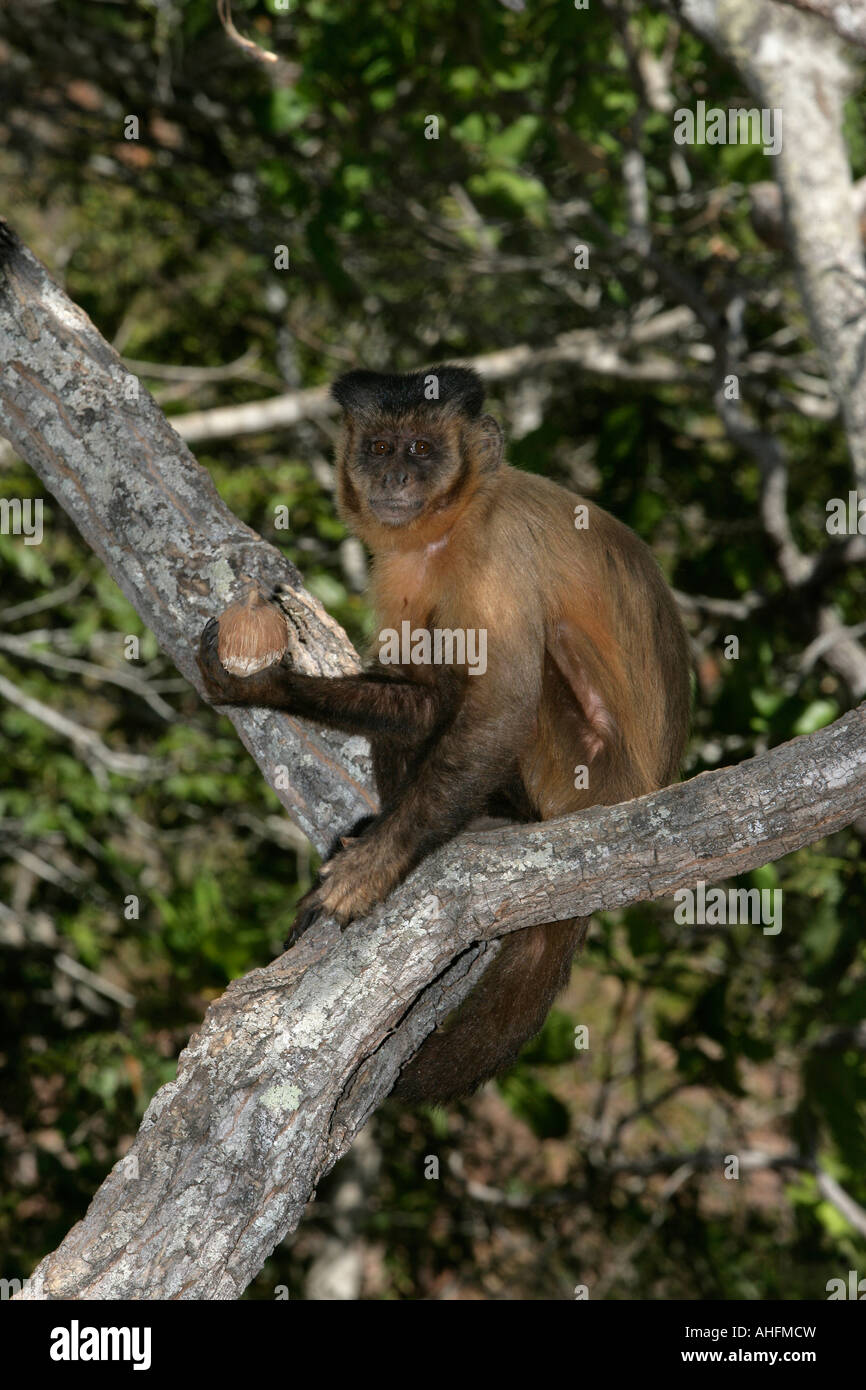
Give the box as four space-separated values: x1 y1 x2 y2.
488 469 691 818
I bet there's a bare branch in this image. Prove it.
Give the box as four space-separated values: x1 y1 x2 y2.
0 569 92 624
800 619 866 673
0 632 177 721
0 671 154 778
170 315 698 445
122 346 268 385
217 0 278 65
815 1167 866 1238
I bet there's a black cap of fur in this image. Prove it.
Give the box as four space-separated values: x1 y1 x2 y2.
331 365 485 419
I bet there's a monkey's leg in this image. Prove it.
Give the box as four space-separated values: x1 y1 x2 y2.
289 686 537 935
197 618 459 743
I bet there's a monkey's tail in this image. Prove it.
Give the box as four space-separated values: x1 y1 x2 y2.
391 917 588 1105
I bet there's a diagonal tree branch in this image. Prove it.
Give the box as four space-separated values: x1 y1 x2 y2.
0 219 372 854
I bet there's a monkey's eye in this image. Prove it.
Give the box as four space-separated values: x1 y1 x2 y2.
368 440 393 456
409 439 431 456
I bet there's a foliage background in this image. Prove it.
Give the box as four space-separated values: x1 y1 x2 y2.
0 0 864 1300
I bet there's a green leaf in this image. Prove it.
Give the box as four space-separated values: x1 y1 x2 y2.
793 700 838 736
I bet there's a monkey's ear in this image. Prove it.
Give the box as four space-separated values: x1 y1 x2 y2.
473 414 504 473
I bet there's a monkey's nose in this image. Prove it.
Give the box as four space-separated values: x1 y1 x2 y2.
384 470 410 488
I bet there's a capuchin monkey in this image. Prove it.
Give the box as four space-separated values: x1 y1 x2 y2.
197 365 691 1104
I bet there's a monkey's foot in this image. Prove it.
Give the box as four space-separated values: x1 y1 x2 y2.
285 834 395 945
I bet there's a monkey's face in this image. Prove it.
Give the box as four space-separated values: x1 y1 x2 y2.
330 368 504 545
342 418 466 530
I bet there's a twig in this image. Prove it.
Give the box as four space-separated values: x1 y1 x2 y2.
0 671 154 778
815 1167 866 1238
0 570 91 624
217 0 278 64
0 632 177 720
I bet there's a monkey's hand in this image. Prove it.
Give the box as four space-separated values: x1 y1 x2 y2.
197 616 289 705
287 828 397 944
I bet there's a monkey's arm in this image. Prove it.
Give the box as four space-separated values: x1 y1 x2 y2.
292 646 542 933
197 618 458 743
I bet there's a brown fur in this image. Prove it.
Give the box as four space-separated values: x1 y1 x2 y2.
197 366 691 1104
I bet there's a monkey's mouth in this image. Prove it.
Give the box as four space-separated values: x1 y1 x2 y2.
368 497 424 525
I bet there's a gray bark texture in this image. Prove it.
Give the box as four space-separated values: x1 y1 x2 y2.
2 221 865 1299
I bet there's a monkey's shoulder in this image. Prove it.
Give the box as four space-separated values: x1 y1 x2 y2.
484 469 618 582
497 467 635 538
496 467 671 579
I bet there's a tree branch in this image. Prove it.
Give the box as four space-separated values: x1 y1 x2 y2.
0 219 372 855
170 310 698 445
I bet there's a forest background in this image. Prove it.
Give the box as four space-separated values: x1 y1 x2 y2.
1 0 864 1300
